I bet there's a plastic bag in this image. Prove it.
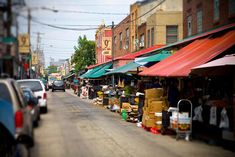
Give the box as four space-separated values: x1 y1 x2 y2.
209 106 217 125
193 105 203 122
219 108 229 129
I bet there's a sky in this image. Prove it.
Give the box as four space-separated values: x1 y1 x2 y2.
17 0 137 67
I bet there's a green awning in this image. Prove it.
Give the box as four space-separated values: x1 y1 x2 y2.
138 51 171 62
88 63 112 78
106 61 141 75
0 37 17 44
79 65 103 79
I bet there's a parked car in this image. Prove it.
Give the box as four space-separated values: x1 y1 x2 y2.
52 80 65 92
17 79 48 113
41 78 49 91
22 87 41 127
0 78 34 157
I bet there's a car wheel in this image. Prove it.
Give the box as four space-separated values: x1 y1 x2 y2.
44 106 48 113
33 120 39 127
16 144 30 157
38 113 41 121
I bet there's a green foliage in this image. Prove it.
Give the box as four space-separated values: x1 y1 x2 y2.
71 35 96 72
47 65 58 74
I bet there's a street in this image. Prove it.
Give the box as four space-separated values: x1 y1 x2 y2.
30 90 234 157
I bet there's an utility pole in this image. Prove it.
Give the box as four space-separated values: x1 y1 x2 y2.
27 8 31 78
35 32 44 78
111 21 115 87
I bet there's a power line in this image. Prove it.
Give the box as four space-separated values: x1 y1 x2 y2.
18 14 100 31
126 0 166 24
41 7 128 15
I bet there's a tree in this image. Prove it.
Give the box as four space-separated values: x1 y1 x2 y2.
71 35 96 72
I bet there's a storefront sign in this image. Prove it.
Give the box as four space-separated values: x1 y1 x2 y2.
31 53 38 65
18 34 30 54
102 37 112 56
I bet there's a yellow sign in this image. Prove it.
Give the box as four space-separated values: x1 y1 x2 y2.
102 37 112 56
31 53 38 65
18 34 30 53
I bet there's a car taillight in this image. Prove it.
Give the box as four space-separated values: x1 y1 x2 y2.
15 110 23 129
43 93 47 99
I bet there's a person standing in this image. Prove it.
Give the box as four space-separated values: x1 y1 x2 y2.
167 79 179 107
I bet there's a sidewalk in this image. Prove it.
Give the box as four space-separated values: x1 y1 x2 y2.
66 88 94 104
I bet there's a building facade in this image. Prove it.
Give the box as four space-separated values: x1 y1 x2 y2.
130 0 183 52
183 0 235 38
146 10 183 46
113 15 131 58
95 24 112 64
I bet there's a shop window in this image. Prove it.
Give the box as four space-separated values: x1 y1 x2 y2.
197 10 203 33
214 0 219 21
151 27 154 46
147 29 150 48
119 32 122 50
139 34 144 48
166 25 178 44
125 28 129 50
187 15 192 37
132 36 135 50
229 0 235 15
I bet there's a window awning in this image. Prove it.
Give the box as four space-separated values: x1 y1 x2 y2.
116 45 164 60
88 63 113 78
139 29 235 77
80 65 104 79
137 51 171 63
106 61 141 75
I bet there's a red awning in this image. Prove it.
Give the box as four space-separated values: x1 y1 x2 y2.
116 45 164 60
139 29 235 77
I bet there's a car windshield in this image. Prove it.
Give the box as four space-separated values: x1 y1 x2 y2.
0 83 12 104
54 80 64 86
18 81 43 92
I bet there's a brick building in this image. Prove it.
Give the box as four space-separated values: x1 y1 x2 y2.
113 15 131 58
183 0 235 38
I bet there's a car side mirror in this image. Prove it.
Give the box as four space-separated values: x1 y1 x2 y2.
37 96 42 99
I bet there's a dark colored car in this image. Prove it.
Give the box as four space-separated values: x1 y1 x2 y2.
52 80 65 92
22 87 41 127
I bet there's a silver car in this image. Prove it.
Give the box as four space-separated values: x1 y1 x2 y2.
22 87 41 127
17 79 48 113
0 78 34 156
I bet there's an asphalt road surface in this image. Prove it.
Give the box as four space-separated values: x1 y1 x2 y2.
30 90 235 157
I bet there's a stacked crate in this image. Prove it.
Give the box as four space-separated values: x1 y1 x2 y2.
142 88 167 130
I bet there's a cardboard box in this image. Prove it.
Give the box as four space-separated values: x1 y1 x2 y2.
144 99 148 107
145 113 155 119
148 98 162 104
148 101 163 112
145 88 163 99
155 124 162 130
122 102 131 109
145 118 156 128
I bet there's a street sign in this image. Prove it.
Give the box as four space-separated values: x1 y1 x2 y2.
18 34 30 54
31 53 38 65
102 37 112 56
